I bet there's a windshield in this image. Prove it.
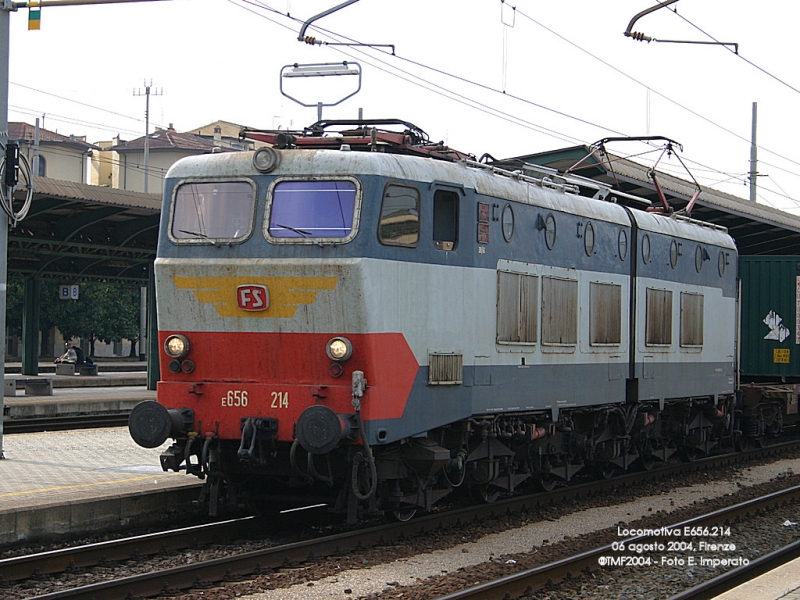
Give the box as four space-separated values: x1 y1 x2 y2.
171 181 254 241
268 180 357 240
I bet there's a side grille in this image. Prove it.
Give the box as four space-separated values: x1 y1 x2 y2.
428 352 463 385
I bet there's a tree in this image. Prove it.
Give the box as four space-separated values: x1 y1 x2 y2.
6 279 141 357
53 283 140 356
94 285 141 356
7 278 65 357
5 277 23 337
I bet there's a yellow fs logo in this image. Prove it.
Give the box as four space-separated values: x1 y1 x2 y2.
172 276 338 318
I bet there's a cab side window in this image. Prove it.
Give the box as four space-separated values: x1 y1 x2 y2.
433 189 459 251
379 184 420 247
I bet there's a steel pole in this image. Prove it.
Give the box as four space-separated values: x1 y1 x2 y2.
749 101 758 202
143 86 148 193
0 1 11 459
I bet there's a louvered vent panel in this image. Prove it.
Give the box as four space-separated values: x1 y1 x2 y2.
428 353 463 385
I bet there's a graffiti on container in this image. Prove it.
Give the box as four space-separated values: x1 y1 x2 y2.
764 310 791 343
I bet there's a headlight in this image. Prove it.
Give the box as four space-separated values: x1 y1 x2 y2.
164 334 190 359
253 147 279 172
326 336 352 361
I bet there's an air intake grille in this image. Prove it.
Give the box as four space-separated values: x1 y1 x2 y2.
428 352 463 385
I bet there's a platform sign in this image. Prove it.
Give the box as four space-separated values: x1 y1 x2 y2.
59 285 79 300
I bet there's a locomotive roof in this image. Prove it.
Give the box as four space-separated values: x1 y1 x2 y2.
167 148 631 226
168 147 734 250
516 145 800 255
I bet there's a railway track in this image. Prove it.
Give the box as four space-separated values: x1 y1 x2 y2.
3 440 799 599
2 412 130 434
670 539 800 600
434 484 800 599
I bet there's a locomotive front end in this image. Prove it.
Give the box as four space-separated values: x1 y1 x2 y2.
129 145 422 517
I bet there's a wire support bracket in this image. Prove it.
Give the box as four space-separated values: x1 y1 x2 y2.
624 0 738 54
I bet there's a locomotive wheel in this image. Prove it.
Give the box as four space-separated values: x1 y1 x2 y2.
639 455 655 471
470 484 501 503
680 447 700 462
596 465 616 480
535 476 556 492
392 506 417 522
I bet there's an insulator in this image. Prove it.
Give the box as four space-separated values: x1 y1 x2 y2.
628 31 652 42
303 35 321 45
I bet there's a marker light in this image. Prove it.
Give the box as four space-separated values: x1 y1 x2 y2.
326 336 353 361
164 334 190 359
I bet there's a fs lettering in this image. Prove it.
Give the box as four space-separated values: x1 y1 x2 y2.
237 285 269 311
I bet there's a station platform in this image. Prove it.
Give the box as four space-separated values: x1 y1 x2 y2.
0 427 202 546
3 360 151 419
0 360 205 547
713 555 800 599
4 359 148 375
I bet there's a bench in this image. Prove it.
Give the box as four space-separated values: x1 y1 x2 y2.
55 363 76 376
78 364 98 376
4 377 54 396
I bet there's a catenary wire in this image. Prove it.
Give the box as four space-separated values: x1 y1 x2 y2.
283 0 800 199
237 0 781 200
663 2 800 97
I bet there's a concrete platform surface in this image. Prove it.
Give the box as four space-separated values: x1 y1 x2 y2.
5 360 147 374
0 427 201 546
713 555 800 599
3 385 155 418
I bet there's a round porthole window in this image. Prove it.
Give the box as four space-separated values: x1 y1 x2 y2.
718 251 726 276
584 221 595 256
695 245 704 273
502 204 514 242
545 213 557 250
641 234 651 264
618 229 628 261
670 240 679 269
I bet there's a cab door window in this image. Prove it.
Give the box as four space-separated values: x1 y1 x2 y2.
433 189 459 251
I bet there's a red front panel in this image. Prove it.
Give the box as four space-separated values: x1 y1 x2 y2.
157 331 420 441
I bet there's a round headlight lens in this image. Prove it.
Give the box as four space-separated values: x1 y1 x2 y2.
326 336 352 361
164 334 190 359
253 147 279 172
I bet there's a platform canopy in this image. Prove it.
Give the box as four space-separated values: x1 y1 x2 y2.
509 146 800 256
8 177 160 284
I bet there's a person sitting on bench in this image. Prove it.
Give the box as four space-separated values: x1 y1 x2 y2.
54 343 93 366
55 342 77 364
72 345 93 366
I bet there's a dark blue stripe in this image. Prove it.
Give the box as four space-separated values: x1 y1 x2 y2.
365 361 735 445
159 174 736 297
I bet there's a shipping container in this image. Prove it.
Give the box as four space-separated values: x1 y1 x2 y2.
739 256 800 380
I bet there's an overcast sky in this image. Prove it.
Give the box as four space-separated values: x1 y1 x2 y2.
7 0 800 211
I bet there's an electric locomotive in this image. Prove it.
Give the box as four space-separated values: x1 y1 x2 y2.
129 120 739 521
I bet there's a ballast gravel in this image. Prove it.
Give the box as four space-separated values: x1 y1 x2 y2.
241 457 800 600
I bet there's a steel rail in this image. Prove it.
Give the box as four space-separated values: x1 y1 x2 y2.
434 484 800 599
0 516 258 582
12 440 800 599
3 412 130 433
668 539 800 600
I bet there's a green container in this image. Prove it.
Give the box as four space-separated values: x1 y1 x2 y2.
739 257 800 379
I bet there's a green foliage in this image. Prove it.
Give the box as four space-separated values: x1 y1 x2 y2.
5 278 23 335
7 277 141 356
6 279 70 335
